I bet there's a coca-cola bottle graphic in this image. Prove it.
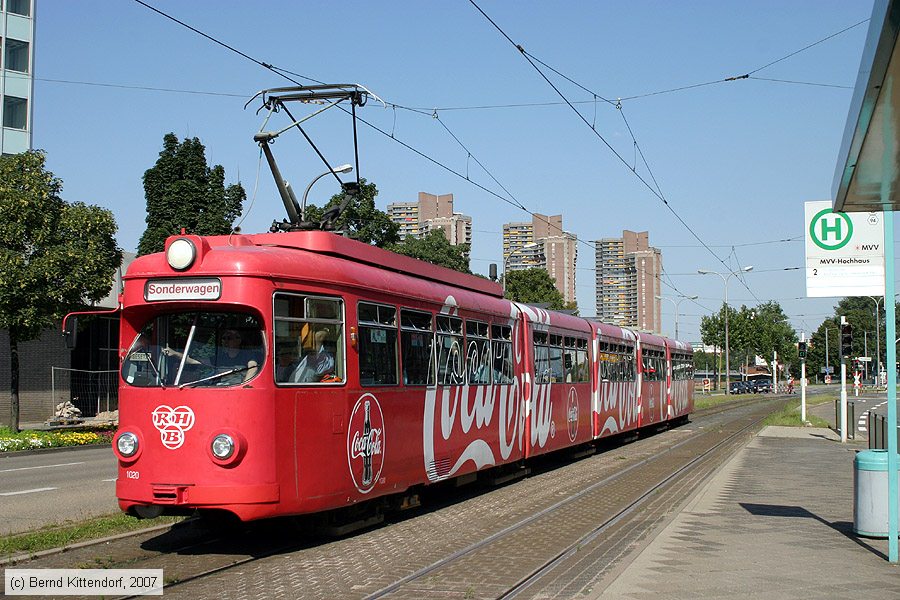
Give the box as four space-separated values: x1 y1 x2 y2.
362 400 373 486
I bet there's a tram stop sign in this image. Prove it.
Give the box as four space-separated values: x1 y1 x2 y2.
805 200 885 297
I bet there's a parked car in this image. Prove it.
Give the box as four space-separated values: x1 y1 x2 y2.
753 379 773 393
729 381 750 394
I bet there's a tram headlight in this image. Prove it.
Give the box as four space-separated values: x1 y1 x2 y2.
211 434 235 459
166 238 196 271
117 432 139 457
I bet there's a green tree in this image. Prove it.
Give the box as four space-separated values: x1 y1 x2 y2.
387 229 470 273
304 179 399 247
807 296 896 382
137 133 245 255
0 151 121 431
504 268 566 309
750 301 797 372
700 301 797 377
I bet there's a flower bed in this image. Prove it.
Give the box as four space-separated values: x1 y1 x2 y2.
0 427 115 453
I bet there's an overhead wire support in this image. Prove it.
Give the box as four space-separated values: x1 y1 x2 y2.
134 0 713 304
467 0 747 297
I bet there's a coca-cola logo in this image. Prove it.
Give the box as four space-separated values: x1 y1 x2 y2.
567 388 578 442
347 393 385 494
151 405 195 450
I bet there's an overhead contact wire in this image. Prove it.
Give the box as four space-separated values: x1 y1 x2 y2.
467 0 745 296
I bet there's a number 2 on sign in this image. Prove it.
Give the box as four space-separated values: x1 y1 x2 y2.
813 268 817 276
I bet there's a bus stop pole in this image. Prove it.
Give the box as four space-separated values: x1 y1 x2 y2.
883 206 898 563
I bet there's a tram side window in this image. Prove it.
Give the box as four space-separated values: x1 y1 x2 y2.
564 338 577 383
401 309 434 386
548 334 564 382
273 294 344 385
358 302 398 386
466 320 491 385
492 324 514 384
575 339 589 382
598 342 611 381
565 337 590 383
643 352 664 382
624 348 636 381
533 331 550 384
436 315 464 385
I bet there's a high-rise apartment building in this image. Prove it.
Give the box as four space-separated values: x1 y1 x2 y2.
387 192 472 249
1 0 34 155
503 214 577 304
595 230 662 332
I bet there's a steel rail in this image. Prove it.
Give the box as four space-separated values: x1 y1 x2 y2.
498 401 778 598
364 397 784 599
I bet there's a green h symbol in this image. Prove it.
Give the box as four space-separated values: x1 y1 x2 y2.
820 217 842 241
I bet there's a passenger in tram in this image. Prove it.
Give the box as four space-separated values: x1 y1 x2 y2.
216 329 262 383
163 328 263 384
291 328 336 382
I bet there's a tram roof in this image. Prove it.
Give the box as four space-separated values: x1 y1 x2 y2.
150 230 505 299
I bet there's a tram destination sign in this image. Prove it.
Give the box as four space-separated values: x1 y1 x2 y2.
804 200 885 297
145 278 222 302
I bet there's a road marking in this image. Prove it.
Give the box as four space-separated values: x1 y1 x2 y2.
0 461 84 474
102 478 117 482
0 487 58 496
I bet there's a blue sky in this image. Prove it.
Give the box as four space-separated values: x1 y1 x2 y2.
32 1 874 342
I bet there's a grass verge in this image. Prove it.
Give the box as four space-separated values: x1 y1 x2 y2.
695 393 756 410
0 513 182 561
763 403 831 428
764 391 837 428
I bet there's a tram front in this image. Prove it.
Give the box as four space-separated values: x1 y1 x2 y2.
112 235 279 521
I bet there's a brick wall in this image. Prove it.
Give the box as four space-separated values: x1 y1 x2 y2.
0 327 71 426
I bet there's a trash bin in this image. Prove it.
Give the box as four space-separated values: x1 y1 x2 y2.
854 449 900 537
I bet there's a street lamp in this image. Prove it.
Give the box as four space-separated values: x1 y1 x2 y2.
698 266 753 393
503 242 539 296
870 296 883 379
655 294 698 339
300 164 353 221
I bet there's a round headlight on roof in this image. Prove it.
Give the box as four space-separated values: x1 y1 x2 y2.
166 238 196 271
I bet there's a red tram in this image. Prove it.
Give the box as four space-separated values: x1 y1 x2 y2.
93 230 693 522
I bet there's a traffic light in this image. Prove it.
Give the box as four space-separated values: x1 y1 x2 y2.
840 322 852 358
798 341 807 359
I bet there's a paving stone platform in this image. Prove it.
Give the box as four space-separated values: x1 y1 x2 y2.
597 426 900 599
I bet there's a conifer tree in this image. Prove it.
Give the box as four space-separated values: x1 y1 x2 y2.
137 133 245 255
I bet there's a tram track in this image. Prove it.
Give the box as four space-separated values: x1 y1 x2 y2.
0 395 761 571
364 396 785 599
8 396 788 599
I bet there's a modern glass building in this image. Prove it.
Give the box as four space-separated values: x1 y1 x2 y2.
1 0 34 155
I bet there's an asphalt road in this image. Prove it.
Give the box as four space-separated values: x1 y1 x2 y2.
0 447 119 536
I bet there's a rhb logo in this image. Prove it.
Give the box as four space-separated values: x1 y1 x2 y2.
152 405 195 450
346 393 385 494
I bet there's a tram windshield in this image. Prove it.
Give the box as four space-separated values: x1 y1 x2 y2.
122 311 265 388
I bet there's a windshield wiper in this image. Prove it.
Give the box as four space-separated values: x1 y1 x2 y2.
178 365 252 389
147 355 167 389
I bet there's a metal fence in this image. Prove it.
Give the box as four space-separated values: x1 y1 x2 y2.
867 411 900 450
834 400 856 440
50 367 118 419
